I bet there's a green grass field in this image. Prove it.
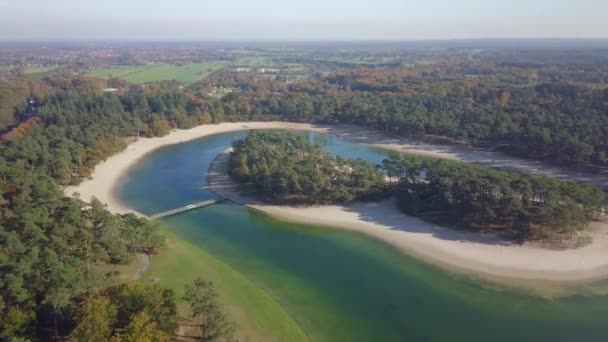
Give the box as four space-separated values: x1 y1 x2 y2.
23 66 57 74
142 228 308 342
88 62 227 83
234 56 273 66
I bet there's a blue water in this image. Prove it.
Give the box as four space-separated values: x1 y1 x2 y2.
119 130 393 214
118 129 608 342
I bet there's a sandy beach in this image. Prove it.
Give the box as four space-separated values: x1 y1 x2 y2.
64 122 326 214
65 121 608 287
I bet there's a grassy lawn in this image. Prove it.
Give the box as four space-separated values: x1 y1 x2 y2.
88 62 227 83
142 228 308 342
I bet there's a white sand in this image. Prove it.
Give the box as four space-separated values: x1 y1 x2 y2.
65 121 608 285
255 202 608 283
64 122 325 214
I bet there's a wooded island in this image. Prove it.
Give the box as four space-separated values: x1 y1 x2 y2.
380 156 606 240
230 130 386 204
229 131 606 242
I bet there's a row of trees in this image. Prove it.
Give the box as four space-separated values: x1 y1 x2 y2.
380 156 606 239
230 130 386 204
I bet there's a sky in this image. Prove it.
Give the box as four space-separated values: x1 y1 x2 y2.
0 0 607 41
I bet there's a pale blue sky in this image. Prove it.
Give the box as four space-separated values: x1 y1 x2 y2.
0 0 606 40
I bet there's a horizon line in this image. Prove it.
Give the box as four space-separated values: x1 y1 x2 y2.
2 37 608 43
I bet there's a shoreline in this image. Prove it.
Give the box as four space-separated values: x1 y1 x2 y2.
64 122 327 214
65 121 608 290
206 150 608 292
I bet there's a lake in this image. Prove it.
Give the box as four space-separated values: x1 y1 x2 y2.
119 130 608 341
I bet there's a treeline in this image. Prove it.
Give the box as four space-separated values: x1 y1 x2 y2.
206 68 608 168
230 131 385 204
6 70 608 191
6 52 608 172
380 156 606 239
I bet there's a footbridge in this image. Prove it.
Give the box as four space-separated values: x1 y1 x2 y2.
149 199 222 219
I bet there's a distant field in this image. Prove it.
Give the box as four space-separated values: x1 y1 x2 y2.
235 56 273 66
324 57 400 65
23 66 57 74
88 62 227 83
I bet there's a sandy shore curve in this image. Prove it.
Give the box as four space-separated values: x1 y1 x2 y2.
65 121 608 289
64 122 325 214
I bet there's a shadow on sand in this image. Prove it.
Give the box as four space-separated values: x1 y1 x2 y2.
341 198 516 247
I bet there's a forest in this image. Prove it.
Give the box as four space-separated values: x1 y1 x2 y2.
0 155 169 339
380 155 606 240
229 130 386 204
204 69 608 169
1 46 608 339
0 79 233 340
3 58 608 179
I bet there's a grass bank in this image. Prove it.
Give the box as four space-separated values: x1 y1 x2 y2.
141 228 308 342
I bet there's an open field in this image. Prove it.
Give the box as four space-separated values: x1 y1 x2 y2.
88 62 227 83
23 65 57 74
235 56 273 66
142 228 308 342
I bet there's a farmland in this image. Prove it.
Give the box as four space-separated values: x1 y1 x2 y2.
88 62 227 83
23 65 58 74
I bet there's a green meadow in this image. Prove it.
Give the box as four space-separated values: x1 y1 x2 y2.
88 62 227 83
235 56 273 66
141 228 308 342
23 65 57 74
